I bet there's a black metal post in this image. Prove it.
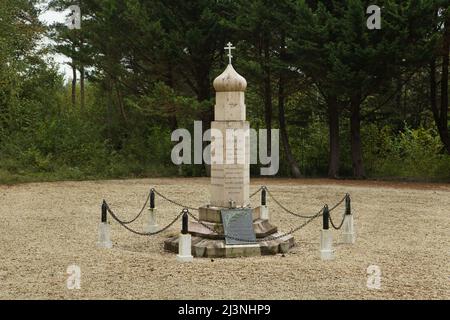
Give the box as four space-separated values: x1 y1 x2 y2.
150 189 155 209
323 205 329 230
181 210 189 234
345 194 351 215
261 187 266 206
101 200 107 223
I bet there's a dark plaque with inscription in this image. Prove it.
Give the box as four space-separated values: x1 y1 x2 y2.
221 208 256 245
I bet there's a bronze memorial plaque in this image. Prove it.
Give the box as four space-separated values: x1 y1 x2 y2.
221 208 256 245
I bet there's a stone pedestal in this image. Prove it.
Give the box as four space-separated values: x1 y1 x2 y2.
164 205 294 258
165 232 294 258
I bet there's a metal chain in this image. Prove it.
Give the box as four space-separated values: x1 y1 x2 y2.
328 193 349 230
329 212 346 230
328 209 347 230
151 188 199 211
249 186 263 198
328 193 348 212
110 191 151 225
269 212 322 240
265 186 348 218
105 202 184 236
264 187 324 219
152 187 263 211
187 210 322 243
104 185 351 240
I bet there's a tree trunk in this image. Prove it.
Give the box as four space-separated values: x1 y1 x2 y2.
114 80 128 124
350 93 366 178
196 65 213 132
165 62 178 132
278 72 301 178
106 76 113 143
327 95 340 178
263 40 272 156
278 87 301 178
278 35 301 178
430 34 450 154
71 63 77 109
440 13 450 153
78 5 85 111
430 59 439 127
195 65 212 177
80 66 85 110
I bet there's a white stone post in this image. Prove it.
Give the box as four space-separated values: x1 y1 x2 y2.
98 201 112 248
144 208 159 233
342 214 355 244
260 187 269 220
260 205 269 220
177 234 193 262
320 205 334 260
144 189 159 233
320 229 334 260
177 210 193 262
342 195 355 244
98 222 112 248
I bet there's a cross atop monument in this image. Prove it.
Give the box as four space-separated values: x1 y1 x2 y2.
224 42 235 65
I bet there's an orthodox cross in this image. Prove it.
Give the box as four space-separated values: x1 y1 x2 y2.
224 42 235 65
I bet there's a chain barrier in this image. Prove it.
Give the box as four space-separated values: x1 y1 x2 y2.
249 186 264 198
187 209 322 243
264 186 348 219
105 201 184 236
328 193 349 230
151 188 199 211
329 212 346 230
109 191 151 225
264 187 324 219
103 186 350 238
328 193 348 212
152 186 263 211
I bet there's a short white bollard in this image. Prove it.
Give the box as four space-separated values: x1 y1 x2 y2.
320 229 334 260
342 195 355 244
98 222 112 248
144 189 158 233
176 210 193 262
260 205 269 220
260 187 269 220
177 233 193 262
342 214 355 244
320 205 334 260
144 208 159 233
98 201 112 248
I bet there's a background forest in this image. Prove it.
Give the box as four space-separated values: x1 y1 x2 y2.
0 0 449 183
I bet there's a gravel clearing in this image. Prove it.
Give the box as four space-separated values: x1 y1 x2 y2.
0 177 449 300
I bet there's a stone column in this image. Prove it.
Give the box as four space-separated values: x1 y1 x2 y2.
210 64 249 208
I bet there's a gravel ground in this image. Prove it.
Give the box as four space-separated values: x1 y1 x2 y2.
0 177 449 300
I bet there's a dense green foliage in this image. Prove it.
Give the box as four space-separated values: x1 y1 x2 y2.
0 0 449 184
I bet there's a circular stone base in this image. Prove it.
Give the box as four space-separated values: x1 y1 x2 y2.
164 233 295 258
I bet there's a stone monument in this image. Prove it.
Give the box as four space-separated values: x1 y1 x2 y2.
165 43 294 258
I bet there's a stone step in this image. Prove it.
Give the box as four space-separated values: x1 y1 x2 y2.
164 234 295 258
